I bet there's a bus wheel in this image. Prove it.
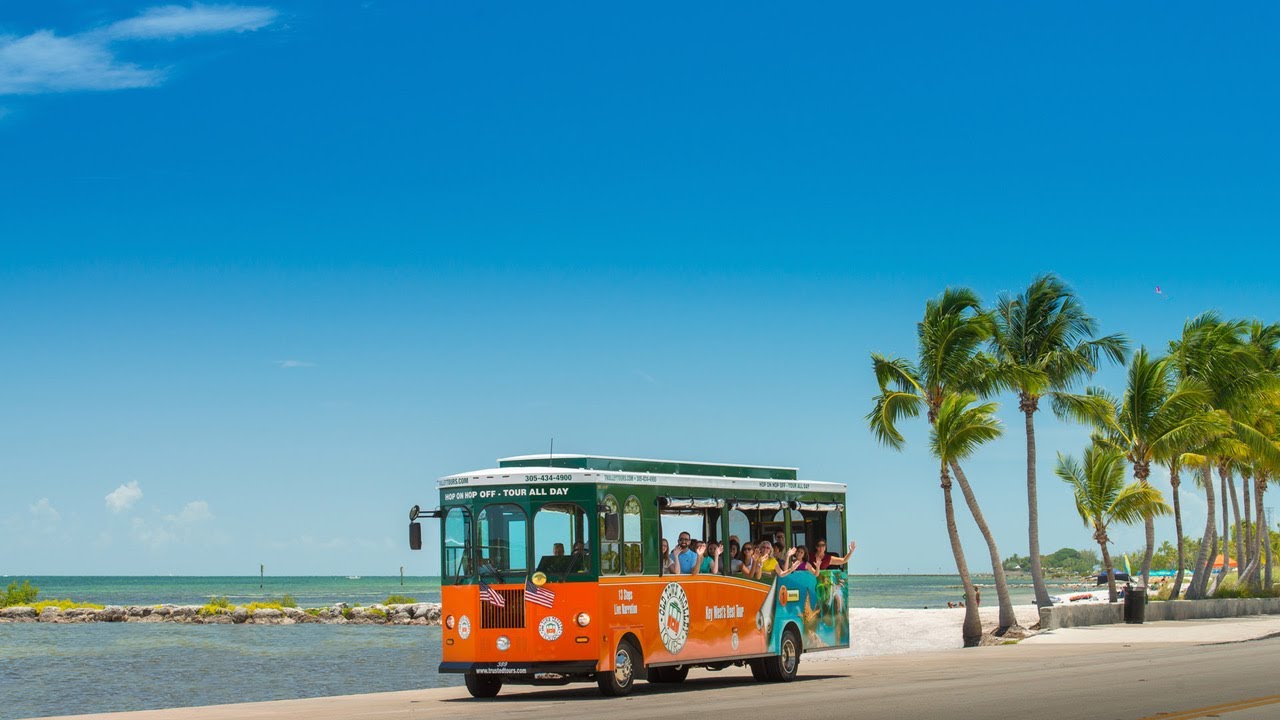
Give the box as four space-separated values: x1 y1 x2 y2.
748 658 769 681
464 673 502 698
649 665 688 683
598 638 641 697
763 627 801 682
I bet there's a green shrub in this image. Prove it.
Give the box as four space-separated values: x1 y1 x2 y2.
341 607 354 620
305 608 321 617
1 580 39 607
279 594 298 608
244 602 283 614
367 607 386 618
384 594 417 605
31 599 104 612
198 596 234 616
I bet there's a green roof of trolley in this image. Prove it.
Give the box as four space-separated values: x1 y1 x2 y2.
497 454 798 481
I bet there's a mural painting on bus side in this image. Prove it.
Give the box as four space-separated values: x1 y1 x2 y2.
766 570 848 650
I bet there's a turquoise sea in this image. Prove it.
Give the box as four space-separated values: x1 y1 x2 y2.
1 575 1073 719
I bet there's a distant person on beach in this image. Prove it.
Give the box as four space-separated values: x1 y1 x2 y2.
975 588 981 607
812 540 857 570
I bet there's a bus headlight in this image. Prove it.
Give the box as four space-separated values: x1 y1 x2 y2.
576 612 591 627
496 635 511 651
532 572 548 587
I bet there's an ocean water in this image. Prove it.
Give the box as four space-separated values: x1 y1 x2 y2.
1 575 1075 719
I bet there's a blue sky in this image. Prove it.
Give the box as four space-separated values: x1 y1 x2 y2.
2 2 1278 576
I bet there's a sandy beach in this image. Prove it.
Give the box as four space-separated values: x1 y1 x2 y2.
810 605 1044 660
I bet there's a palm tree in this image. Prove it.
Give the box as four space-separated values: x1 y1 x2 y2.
867 287 1015 643
990 274 1128 608
1168 314 1280 598
1088 348 1223 589
1056 443 1172 603
932 393 1018 633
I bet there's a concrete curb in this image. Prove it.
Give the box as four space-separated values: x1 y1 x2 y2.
1040 597 1280 630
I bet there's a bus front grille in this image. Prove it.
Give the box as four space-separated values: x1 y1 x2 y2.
481 589 525 628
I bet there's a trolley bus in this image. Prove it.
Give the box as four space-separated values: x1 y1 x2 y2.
408 454 849 697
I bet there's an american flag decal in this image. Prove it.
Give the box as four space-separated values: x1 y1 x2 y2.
525 577 555 608
479 580 506 608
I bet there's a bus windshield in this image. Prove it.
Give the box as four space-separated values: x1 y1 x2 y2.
476 503 528 583
533 502 591 579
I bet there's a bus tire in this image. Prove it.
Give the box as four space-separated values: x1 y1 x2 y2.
464 672 502 698
649 665 688 683
598 638 641 697
748 658 769 681
763 627 801 682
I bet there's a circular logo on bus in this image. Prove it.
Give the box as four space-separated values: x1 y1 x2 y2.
731 627 739 651
657 582 690 655
458 615 471 640
538 616 564 641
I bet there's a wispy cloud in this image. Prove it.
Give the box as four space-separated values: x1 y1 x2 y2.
0 30 161 94
105 480 143 513
130 499 215 548
30 498 60 523
275 359 315 369
102 4 278 41
0 4 276 96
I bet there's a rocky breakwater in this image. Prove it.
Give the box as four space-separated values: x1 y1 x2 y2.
0 602 442 626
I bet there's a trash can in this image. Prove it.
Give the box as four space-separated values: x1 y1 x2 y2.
1123 584 1147 624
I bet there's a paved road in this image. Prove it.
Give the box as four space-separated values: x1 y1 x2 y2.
34 627 1280 720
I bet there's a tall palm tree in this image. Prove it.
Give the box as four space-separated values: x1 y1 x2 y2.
1168 314 1280 598
932 393 1018 633
1056 443 1172 603
868 287 1013 643
990 274 1128 608
1088 348 1222 589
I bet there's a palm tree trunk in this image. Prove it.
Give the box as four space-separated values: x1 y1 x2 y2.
950 461 1018 633
1187 462 1217 599
1098 535 1118 604
1227 467 1244 582
1134 461 1154 588
941 465 982 647
1170 466 1186 600
1023 406 1051 608
1263 479 1273 592
1208 467 1231 596
1242 473 1253 569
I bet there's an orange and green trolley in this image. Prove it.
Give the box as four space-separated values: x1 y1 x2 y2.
408 454 849 697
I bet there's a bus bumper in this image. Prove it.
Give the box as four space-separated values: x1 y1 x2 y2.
439 660 599 681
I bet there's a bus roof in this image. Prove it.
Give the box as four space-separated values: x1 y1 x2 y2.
497 453 799 480
439 455 844 494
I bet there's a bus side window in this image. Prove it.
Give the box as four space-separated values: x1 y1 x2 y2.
825 507 845 549
622 496 642 574
599 495 621 575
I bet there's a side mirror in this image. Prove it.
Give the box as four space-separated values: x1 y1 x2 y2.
409 522 422 550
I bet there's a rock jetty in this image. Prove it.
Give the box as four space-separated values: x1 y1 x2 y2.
0 602 442 626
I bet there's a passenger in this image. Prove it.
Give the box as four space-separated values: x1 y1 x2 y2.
552 543 566 557
772 531 788 561
737 542 756 576
812 540 857 570
790 546 819 576
727 540 741 573
692 541 723 575
773 547 802 577
571 541 590 572
660 538 679 574
751 541 779 579
675 532 699 574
